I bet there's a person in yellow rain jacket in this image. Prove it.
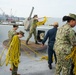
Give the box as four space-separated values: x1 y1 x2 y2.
6 31 24 75
26 15 47 44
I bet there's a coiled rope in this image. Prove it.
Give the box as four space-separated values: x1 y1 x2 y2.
0 38 47 67
6 35 20 68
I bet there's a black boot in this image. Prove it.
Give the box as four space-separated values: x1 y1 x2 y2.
26 40 28 45
70 64 74 75
35 41 39 44
48 64 52 69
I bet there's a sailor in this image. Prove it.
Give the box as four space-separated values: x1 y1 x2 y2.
8 24 19 39
42 22 58 69
6 31 24 75
69 33 76 75
54 13 76 75
26 15 47 44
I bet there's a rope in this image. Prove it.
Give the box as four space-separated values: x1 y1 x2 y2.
65 46 76 75
0 48 7 66
0 39 47 67
6 35 20 68
21 41 41 56
21 45 35 60
21 41 48 61
0 40 10 66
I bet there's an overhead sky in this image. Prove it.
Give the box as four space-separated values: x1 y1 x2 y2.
0 0 76 18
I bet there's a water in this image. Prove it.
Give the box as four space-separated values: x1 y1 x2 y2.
0 17 76 42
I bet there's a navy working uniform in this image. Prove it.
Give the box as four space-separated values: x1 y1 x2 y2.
54 13 76 75
26 15 47 44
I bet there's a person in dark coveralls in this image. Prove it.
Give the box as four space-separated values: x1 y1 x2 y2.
42 22 58 69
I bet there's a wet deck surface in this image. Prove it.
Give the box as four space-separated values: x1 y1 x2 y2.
0 42 56 75
0 54 56 75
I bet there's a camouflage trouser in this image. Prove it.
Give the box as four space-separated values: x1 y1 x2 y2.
55 53 72 75
12 64 18 75
26 28 37 42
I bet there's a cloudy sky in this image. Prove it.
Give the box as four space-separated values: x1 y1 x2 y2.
0 0 76 18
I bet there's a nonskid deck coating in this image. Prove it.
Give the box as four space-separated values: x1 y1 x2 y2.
0 25 56 75
0 43 56 75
